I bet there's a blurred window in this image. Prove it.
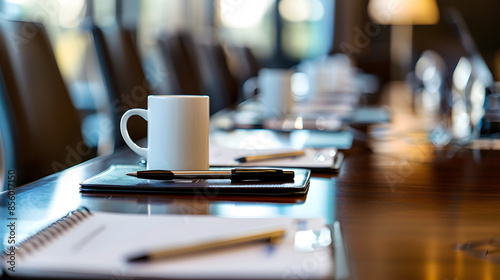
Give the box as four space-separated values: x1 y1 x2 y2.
0 0 114 153
93 0 115 27
216 0 335 63
0 0 88 83
279 0 334 60
136 0 187 94
216 0 275 59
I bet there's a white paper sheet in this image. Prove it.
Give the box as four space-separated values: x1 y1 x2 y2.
8 212 333 279
210 146 340 171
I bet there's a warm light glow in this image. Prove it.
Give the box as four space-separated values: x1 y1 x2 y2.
219 0 272 28
485 258 493 280
279 0 324 22
55 33 86 79
368 0 439 25
425 237 439 280
279 0 311 22
58 0 86 28
294 116 304 130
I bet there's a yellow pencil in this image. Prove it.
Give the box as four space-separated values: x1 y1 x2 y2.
235 150 306 163
127 227 286 262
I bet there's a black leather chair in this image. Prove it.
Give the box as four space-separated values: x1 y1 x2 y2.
223 45 261 100
90 23 150 149
158 32 239 114
195 42 237 114
158 32 205 96
0 20 91 188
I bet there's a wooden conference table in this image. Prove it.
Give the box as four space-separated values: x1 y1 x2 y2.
3 84 500 279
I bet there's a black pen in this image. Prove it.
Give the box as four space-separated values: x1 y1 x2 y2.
127 168 294 181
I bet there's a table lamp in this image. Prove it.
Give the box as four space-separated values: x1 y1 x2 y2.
368 0 440 80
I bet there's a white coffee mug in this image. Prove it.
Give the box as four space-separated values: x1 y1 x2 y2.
258 68 295 118
120 95 209 170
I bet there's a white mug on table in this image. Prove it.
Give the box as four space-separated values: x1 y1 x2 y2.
258 68 295 118
120 95 210 170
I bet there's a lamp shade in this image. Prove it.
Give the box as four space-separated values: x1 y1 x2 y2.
368 0 439 25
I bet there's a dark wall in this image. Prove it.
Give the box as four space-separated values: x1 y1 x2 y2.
414 1 500 80
332 0 391 87
333 0 500 85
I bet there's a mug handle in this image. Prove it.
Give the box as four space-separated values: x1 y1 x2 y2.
120 109 148 158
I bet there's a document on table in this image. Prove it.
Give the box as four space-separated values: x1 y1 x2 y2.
4 210 334 279
210 146 343 172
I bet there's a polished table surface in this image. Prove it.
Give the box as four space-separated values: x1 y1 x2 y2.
2 84 500 279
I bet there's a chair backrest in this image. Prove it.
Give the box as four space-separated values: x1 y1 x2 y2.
158 32 239 114
195 43 234 114
210 43 240 106
90 23 150 149
158 32 205 95
0 20 89 187
224 45 261 100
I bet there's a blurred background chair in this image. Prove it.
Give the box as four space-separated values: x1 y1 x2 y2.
158 32 205 96
90 22 151 149
158 31 240 114
223 45 261 100
0 20 93 189
195 39 240 113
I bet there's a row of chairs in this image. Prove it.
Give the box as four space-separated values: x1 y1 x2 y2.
0 19 260 189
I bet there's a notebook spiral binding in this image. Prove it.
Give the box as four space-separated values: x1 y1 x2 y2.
11 207 93 257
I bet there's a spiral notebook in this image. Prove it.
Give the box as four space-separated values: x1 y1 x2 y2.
2 208 333 279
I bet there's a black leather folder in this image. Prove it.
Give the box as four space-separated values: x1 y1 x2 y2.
80 165 310 196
